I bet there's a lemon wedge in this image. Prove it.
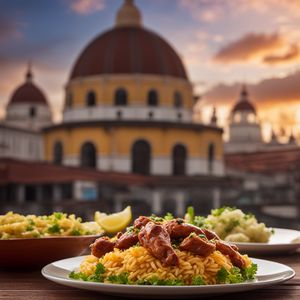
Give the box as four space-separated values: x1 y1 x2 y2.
94 206 132 234
94 211 108 224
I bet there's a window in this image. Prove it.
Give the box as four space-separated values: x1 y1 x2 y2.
247 113 255 123
80 142 97 168
53 141 63 165
172 144 187 175
115 88 128 106
86 91 96 107
208 143 215 173
29 107 36 118
116 110 122 119
174 91 183 108
131 140 151 175
234 113 241 123
147 90 159 106
148 111 154 119
66 93 73 108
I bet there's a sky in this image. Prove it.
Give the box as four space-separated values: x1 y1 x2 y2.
0 0 300 141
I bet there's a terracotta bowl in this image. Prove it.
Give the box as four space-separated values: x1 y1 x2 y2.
0 235 101 269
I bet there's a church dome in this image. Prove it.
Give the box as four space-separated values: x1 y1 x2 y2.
232 86 256 114
9 66 48 106
70 0 187 80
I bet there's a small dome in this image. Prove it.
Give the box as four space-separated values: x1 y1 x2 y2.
232 86 256 114
9 65 48 106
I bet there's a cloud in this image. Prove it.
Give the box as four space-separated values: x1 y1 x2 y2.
0 16 22 44
263 44 300 65
213 32 284 64
213 32 300 66
65 0 105 15
202 70 300 106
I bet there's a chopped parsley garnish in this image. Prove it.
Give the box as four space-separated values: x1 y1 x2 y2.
69 271 89 281
241 263 257 280
47 223 61 233
211 207 236 217
217 264 257 284
149 212 174 222
107 273 130 284
224 219 240 233
192 276 206 285
69 263 106 282
54 212 63 220
194 216 205 227
149 214 164 222
164 212 174 220
243 213 254 220
188 232 196 238
126 226 140 234
137 276 184 286
71 229 81 236
26 225 34 231
186 206 195 224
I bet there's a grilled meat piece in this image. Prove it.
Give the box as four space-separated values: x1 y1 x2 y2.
164 218 206 239
90 236 115 258
138 221 179 266
115 232 139 250
215 240 246 268
179 234 216 256
134 216 151 229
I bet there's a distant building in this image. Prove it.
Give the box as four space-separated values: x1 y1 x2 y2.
0 66 52 161
225 86 298 154
225 86 263 153
0 0 227 218
43 0 224 177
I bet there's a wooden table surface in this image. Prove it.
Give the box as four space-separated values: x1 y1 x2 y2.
0 253 299 300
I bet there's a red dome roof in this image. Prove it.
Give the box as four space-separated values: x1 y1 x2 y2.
10 82 48 105
232 101 256 113
232 87 256 114
9 68 48 106
70 26 188 80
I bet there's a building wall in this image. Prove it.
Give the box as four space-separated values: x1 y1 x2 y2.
44 124 224 175
0 126 44 160
65 74 194 110
5 103 52 131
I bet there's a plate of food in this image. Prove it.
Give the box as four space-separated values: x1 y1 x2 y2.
42 215 295 298
0 207 132 268
185 207 300 255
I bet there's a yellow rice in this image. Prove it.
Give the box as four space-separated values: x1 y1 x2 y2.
80 246 251 285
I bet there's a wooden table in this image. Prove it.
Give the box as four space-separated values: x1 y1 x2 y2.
0 253 299 300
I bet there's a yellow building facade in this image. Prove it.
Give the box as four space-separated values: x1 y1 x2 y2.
44 0 224 176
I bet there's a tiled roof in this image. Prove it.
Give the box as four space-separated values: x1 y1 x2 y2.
225 148 300 174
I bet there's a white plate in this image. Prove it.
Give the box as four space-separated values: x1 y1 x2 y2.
234 228 300 255
42 256 295 298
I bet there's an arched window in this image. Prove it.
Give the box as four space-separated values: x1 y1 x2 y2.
29 107 36 118
174 91 183 108
115 88 128 106
80 142 97 168
53 141 63 165
172 144 187 175
66 93 73 108
208 143 215 173
131 140 151 175
86 91 96 107
147 90 159 106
